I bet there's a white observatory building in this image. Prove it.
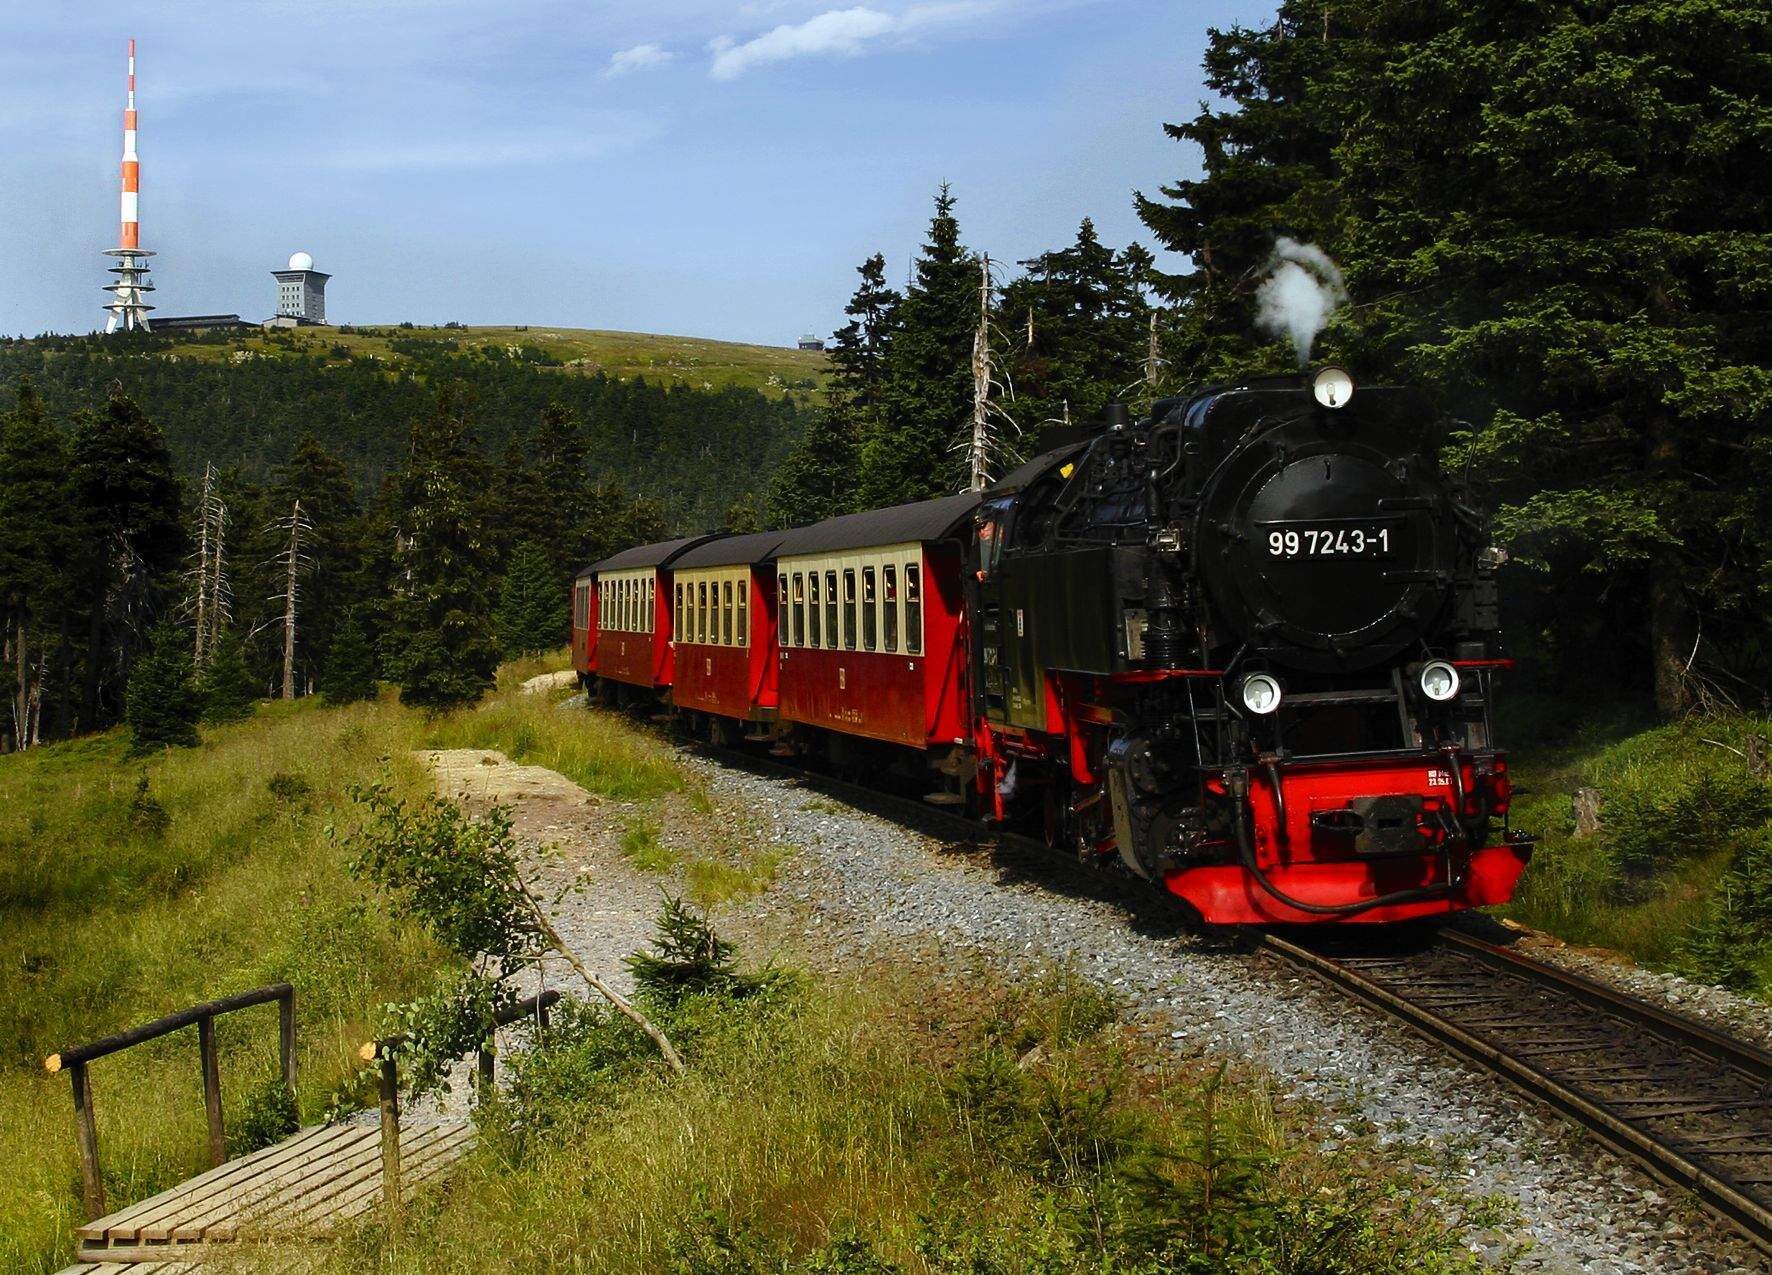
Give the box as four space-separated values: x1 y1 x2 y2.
269 251 329 325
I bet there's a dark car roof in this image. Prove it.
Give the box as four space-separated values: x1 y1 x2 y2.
585 533 725 575
772 491 982 557
672 530 789 569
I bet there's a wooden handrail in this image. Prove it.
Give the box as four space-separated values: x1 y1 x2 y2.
356 987 560 1234
44 983 297 1222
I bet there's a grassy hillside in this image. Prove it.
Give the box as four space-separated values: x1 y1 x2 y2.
0 657 693 1274
158 324 828 399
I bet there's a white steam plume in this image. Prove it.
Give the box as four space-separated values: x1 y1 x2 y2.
1254 237 1348 367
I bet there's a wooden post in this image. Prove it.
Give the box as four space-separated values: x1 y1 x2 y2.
198 1015 226 1168
69 1061 104 1220
277 989 298 1107
378 1053 402 1235
476 1044 495 1102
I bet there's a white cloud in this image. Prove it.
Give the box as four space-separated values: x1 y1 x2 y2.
605 43 677 77
709 7 898 80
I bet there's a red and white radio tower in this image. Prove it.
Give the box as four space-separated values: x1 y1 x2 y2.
102 38 155 333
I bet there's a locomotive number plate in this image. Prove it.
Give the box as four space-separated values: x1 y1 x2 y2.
1259 519 1399 559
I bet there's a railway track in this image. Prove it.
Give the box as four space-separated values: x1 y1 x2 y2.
693 734 1772 1255
1260 927 1772 1256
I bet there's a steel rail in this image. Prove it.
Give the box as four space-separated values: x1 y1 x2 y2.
1258 931 1772 1256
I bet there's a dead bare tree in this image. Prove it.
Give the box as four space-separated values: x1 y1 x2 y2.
262 499 315 700
185 465 230 666
958 254 1022 491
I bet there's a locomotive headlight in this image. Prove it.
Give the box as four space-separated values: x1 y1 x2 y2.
1418 660 1460 702
1312 366 1355 409
1241 673 1283 715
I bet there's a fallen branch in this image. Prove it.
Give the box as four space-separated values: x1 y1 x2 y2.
512 872 685 1075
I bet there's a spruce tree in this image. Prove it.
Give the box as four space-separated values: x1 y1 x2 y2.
1133 6 1358 382
768 253 902 525
197 628 259 724
386 398 500 710
272 435 362 696
858 187 978 506
495 540 565 658
71 393 185 729
1305 0 1769 714
323 605 378 705
1001 219 1156 427
126 616 201 753
0 379 74 748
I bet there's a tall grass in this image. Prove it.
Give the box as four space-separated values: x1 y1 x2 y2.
425 696 684 801
0 696 449 1272
0 666 699 1272
324 967 1485 1273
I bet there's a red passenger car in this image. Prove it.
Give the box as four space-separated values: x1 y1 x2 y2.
771 495 978 772
667 531 786 730
579 535 724 696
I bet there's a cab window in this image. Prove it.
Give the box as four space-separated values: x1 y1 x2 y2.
824 570 838 649
807 572 821 648
905 564 922 655
842 570 857 650
883 565 898 652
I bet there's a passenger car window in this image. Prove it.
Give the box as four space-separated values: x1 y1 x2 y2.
674 582 684 636
807 571 821 648
722 580 734 645
737 579 748 647
824 570 838 649
842 570 857 650
883 565 898 653
777 575 790 646
792 572 806 648
905 564 922 655
862 567 878 651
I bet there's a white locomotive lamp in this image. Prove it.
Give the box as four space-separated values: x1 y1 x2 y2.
1312 365 1355 408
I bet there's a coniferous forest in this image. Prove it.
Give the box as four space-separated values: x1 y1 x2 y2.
0 0 1766 753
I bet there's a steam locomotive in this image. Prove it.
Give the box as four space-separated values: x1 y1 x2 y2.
573 370 1533 924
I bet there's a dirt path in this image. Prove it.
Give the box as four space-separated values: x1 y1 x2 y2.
419 748 665 1002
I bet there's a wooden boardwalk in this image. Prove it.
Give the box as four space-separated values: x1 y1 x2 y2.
63 1116 474 1268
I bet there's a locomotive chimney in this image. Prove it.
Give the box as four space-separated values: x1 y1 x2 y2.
1103 402 1131 432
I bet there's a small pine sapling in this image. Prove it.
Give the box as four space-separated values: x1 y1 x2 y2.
125 616 202 754
197 629 258 724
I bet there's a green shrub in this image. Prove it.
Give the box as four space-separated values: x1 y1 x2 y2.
1606 771 1771 896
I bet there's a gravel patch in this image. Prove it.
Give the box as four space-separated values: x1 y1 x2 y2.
687 751 1767 1275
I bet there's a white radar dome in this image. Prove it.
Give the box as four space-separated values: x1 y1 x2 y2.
288 251 315 271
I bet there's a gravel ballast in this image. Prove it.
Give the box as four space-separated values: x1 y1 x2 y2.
686 752 1768 1275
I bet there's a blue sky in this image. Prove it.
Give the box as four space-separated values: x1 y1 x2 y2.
0 1 1273 344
